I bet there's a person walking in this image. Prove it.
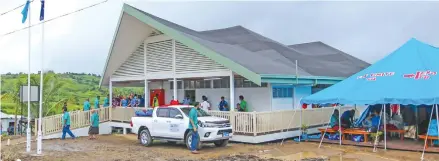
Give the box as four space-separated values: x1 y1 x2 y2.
188 102 200 154
89 110 100 140
83 98 91 111
94 96 101 109
61 107 76 140
103 94 110 108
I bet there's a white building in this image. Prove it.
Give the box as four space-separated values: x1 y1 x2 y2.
99 4 369 112
1 112 24 134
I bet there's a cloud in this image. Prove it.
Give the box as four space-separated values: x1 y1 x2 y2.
1 1 439 74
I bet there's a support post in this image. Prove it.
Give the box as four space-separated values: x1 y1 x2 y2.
109 81 113 107
229 71 235 133
172 39 177 101
252 111 257 136
144 41 149 107
373 106 385 152
421 105 435 160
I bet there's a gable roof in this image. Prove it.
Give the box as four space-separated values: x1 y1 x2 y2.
101 4 366 86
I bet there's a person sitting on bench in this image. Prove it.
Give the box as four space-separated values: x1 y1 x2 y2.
341 109 355 128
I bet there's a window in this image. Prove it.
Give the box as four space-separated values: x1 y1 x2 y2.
184 80 195 89
156 108 170 117
234 78 244 88
233 78 267 88
213 78 230 88
169 108 182 118
195 80 211 88
272 87 293 98
170 81 182 89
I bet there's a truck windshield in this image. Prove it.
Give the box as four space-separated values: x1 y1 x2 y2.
180 107 211 117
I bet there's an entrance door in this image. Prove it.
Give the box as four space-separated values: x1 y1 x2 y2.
184 90 196 104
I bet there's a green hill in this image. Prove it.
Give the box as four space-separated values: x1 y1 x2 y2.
0 72 143 117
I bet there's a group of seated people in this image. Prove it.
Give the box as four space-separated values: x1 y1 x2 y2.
328 106 439 146
329 108 404 133
112 93 146 108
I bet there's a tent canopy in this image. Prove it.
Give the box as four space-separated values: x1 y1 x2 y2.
301 38 439 105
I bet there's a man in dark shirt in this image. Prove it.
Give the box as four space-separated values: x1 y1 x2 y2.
341 109 355 128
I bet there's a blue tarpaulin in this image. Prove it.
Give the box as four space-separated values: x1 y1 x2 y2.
301 38 439 105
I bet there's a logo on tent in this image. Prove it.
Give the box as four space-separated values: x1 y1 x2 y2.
403 70 437 80
357 72 395 81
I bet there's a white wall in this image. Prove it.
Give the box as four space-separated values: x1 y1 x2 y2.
1 118 14 133
271 98 294 111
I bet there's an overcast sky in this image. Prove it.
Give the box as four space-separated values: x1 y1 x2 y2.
1 0 439 74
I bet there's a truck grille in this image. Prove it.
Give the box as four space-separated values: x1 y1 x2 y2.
217 129 233 135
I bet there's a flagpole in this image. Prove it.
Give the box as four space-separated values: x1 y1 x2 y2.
26 0 32 153
37 0 45 155
37 15 44 156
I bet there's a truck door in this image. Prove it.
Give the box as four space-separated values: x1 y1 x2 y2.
168 108 186 138
153 108 171 137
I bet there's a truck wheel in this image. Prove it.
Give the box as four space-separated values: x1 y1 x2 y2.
214 139 229 147
185 131 201 150
139 129 153 146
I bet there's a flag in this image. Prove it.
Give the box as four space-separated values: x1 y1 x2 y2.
40 0 45 21
21 0 31 23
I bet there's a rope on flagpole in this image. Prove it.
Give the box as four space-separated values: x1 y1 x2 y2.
0 0 35 16
0 0 109 37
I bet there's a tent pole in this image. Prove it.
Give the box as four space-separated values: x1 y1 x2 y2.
319 107 337 148
299 104 302 141
338 106 342 145
436 104 439 149
281 97 301 145
421 105 435 160
384 104 387 150
373 106 384 152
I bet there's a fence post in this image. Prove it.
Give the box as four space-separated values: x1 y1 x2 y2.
34 118 38 136
108 107 111 121
230 111 235 133
253 111 257 136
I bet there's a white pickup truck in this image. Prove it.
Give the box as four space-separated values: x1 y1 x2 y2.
131 105 233 150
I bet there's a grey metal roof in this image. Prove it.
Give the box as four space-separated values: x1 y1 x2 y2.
131 6 368 78
288 42 370 77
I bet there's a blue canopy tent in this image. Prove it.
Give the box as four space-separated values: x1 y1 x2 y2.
301 39 439 157
301 38 439 105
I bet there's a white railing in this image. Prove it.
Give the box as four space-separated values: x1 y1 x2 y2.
208 106 356 136
37 106 356 137
37 108 110 135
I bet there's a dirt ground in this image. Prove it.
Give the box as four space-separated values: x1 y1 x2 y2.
2 134 439 161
